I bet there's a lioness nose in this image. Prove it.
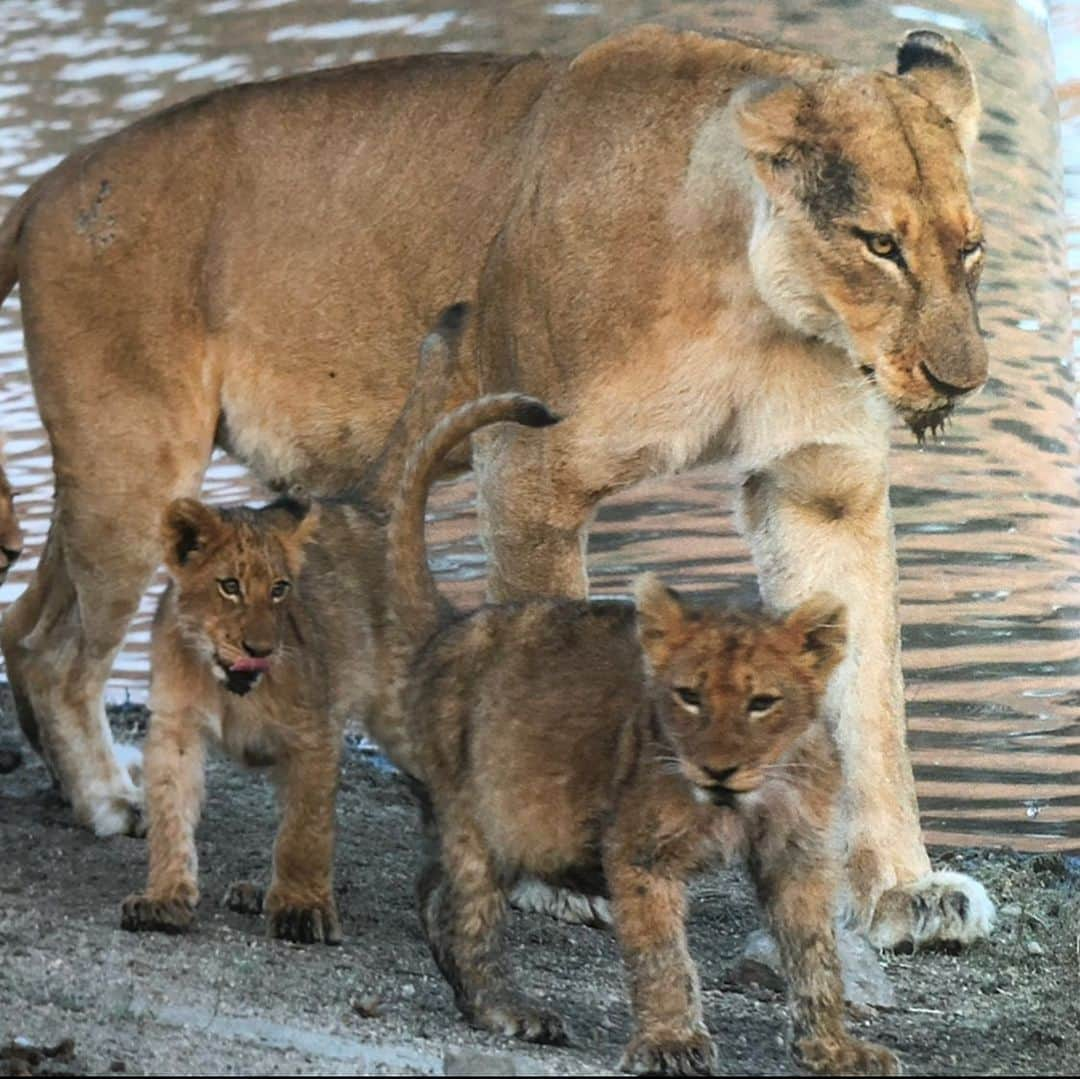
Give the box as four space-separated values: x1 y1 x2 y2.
920 361 981 399
243 641 274 659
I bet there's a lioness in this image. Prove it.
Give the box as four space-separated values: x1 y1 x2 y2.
374 395 897 1076
0 26 991 948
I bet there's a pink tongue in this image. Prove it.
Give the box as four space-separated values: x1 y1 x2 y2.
230 656 271 673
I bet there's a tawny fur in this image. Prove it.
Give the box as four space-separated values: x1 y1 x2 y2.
1 26 990 950
375 429 900 1076
121 311 556 945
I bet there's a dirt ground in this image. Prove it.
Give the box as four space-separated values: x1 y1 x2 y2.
0 703 1077 1078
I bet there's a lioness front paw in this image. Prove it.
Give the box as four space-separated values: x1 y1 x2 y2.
795 1035 900 1076
120 893 195 934
472 997 569 1046
266 899 342 945
223 880 265 915
620 1031 717 1076
869 870 994 952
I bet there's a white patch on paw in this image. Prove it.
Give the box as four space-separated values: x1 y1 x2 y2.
113 741 144 789
869 869 995 950
510 878 612 929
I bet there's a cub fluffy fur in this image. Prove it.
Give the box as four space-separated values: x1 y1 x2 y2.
120 308 554 942
372 406 899 1075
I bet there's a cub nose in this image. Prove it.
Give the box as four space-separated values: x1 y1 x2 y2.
1 545 22 568
703 765 738 786
242 641 274 659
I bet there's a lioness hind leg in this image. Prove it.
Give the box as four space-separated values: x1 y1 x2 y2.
418 816 567 1046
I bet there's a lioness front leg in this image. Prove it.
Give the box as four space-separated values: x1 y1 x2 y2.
738 443 993 949
606 862 716 1076
749 840 899 1077
120 711 205 934
265 734 342 945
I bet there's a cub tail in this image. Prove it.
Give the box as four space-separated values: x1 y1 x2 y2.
386 393 560 649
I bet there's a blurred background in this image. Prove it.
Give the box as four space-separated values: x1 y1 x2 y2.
0 0 1075 851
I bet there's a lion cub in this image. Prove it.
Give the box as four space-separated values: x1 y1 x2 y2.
120 306 556 944
374 411 900 1075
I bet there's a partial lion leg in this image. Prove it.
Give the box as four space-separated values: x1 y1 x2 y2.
737 442 993 949
120 709 205 934
0 326 216 835
747 834 900 1076
476 425 614 927
265 730 342 945
418 808 567 1045
605 860 716 1077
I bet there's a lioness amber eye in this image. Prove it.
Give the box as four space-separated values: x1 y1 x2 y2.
861 232 902 262
674 687 702 712
962 240 984 259
218 578 241 598
748 694 782 716
271 580 290 601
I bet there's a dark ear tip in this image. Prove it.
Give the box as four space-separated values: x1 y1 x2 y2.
897 30 962 75
264 494 311 522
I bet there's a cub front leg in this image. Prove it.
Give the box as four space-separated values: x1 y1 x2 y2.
120 710 205 934
747 831 899 1076
266 731 342 945
738 442 993 949
606 861 716 1077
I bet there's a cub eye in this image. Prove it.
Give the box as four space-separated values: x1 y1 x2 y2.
747 694 782 717
673 687 702 714
217 577 241 599
857 230 904 266
270 580 291 602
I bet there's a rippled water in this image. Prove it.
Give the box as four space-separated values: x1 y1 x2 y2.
0 0 1075 850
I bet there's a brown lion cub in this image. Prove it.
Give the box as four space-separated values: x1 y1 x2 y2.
119 306 555 944
375 409 900 1075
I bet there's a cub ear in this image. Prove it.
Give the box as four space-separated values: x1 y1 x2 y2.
783 593 848 677
634 572 690 667
162 498 224 574
897 30 979 157
262 495 321 574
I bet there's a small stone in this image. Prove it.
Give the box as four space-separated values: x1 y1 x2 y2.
0 747 22 774
999 903 1022 919
731 929 896 1010
350 992 382 1019
444 1050 519 1076
1025 940 1044 957
109 1060 127 1073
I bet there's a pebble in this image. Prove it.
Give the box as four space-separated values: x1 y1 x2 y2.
1026 940 1044 957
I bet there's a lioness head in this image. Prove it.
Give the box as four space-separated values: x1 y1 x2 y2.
734 30 987 438
0 463 22 582
162 496 319 695
634 573 846 805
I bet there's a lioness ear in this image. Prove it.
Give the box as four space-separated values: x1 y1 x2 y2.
897 30 979 157
634 573 690 668
784 593 848 677
731 78 814 196
162 498 224 574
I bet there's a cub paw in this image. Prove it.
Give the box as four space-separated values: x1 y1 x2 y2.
869 870 994 952
796 1035 901 1076
473 997 569 1046
620 1031 717 1076
266 899 342 945
223 880 265 915
120 893 195 934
